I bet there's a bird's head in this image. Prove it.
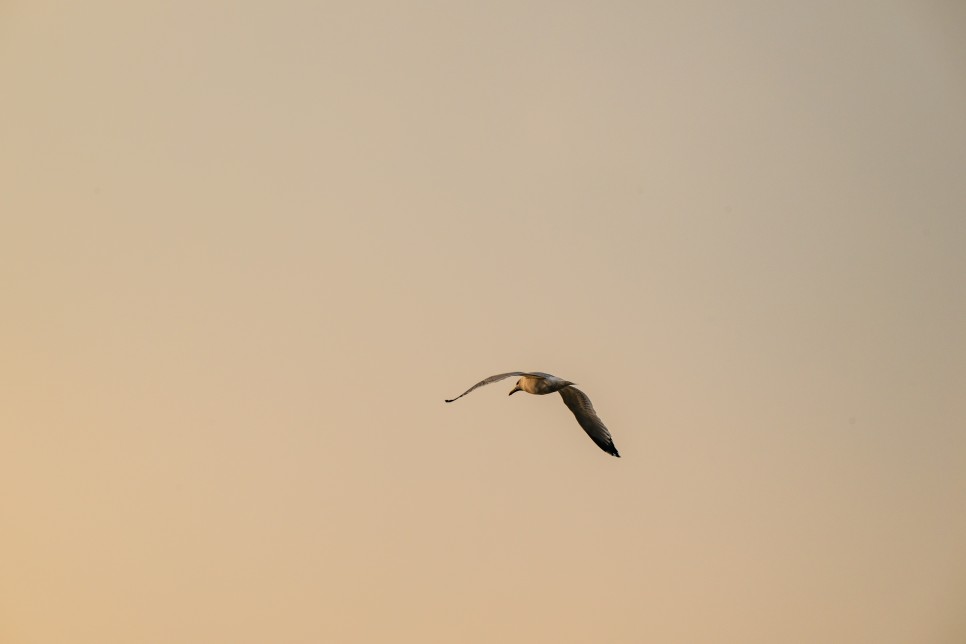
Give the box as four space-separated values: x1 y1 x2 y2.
508 379 523 396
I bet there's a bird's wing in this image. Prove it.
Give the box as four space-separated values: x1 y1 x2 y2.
445 372 542 403
559 386 620 457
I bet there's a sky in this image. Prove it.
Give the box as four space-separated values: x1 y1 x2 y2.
2 2 965 643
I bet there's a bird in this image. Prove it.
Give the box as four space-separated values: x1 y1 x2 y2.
445 371 620 457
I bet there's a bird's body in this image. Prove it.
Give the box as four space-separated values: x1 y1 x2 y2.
445 371 620 457
510 372 571 396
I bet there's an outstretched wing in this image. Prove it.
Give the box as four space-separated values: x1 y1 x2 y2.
559 386 620 457
445 372 541 403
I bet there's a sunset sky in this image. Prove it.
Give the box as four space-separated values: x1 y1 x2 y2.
2 2 965 643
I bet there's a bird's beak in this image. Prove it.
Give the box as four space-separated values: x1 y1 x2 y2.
508 386 521 396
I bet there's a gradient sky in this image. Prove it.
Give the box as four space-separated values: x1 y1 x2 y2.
2 2 965 643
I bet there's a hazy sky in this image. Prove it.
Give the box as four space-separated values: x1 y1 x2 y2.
2 2 965 643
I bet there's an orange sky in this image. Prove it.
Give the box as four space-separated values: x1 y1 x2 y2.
2 2 965 643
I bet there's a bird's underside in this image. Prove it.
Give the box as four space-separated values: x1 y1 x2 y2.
445 371 620 457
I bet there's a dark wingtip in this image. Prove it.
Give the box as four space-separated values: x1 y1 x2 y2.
444 399 454 403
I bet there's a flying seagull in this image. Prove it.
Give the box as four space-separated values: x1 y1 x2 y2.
445 372 620 457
